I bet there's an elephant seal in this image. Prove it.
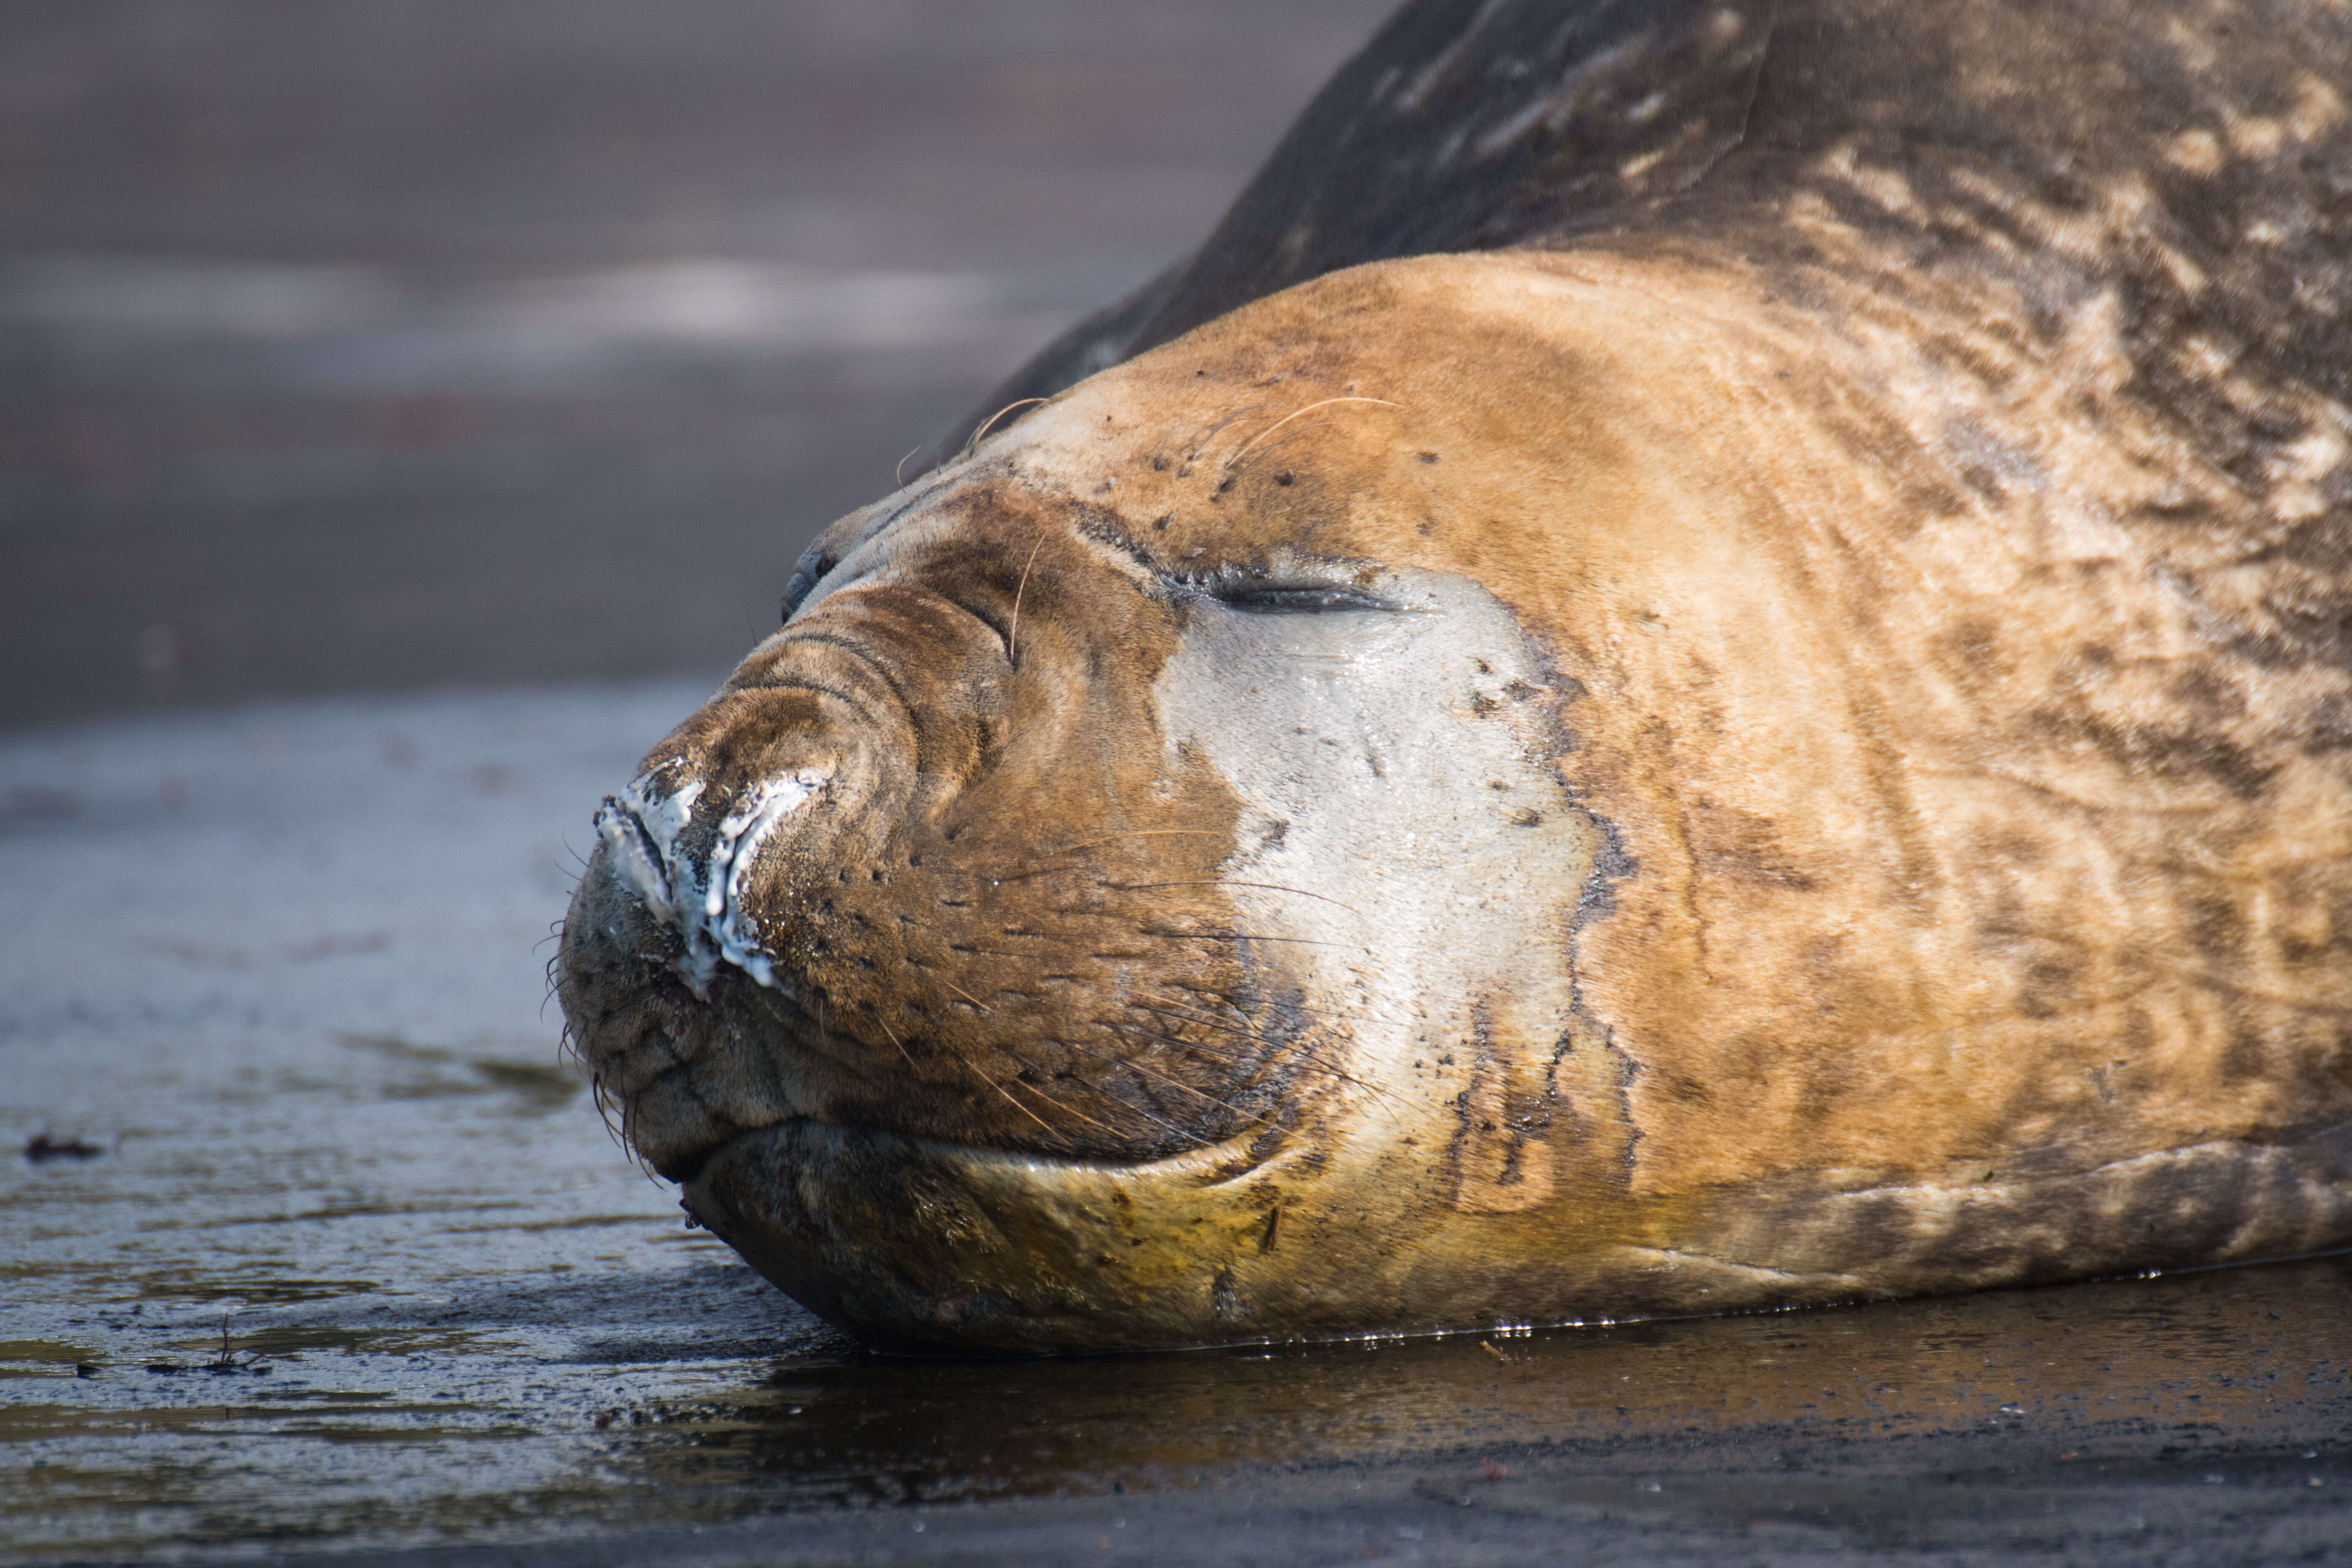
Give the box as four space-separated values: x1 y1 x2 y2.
558 0 2352 1352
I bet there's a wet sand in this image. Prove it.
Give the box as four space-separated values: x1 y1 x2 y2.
5 686 2350 1565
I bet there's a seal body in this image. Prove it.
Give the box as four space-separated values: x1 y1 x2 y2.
558 0 2352 1351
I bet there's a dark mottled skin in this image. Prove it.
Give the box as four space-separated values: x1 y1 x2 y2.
947 0 2352 557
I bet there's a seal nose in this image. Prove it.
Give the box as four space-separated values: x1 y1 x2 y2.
576 590 979 1007
594 763 832 996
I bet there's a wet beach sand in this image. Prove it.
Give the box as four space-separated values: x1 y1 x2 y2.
5 684 2351 1566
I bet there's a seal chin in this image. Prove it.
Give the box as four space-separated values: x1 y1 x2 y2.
593 765 833 996
677 1112 1295 1353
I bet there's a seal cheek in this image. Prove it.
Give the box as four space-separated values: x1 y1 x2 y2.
1152 565 1623 1230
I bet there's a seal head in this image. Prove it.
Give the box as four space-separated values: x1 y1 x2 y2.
560 278 1619 1347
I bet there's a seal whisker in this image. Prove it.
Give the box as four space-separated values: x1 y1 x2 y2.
1064 1029 1273 1140
1042 1045 1236 1147
586 1071 624 1150
588 1067 664 1185
1104 878 1366 916
968 1057 1077 1146
941 979 994 1013
923 831 1220 882
871 1013 924 1076
1222 397 1401 470
885 1014 1069 1145
1142 986 1387 1030
1006 531 1048 667
964 396 1051 456
1127 987 1402 1085
1051 829 1226 855
540 933 567 1019
1212 423 1319 475
1054 1023 1271 1121
1184 403 1274 463
936 833 1224 882
994 1070 1135 1144
1097 1016 1388 1138
1124 996 1410 1112
1132 928 1372 951
965 865 1088 885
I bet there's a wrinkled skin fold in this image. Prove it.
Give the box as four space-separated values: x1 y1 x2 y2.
558 0 2352 1352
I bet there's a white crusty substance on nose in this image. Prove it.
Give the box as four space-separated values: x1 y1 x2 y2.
597 776 700 927
593 767 828 995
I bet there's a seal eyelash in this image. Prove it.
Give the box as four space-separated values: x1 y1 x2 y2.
1169 562 1402 615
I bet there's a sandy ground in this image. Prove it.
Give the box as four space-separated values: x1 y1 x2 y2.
4 684 2351 1566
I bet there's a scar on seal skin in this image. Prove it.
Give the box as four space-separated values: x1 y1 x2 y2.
558 0 2352 1353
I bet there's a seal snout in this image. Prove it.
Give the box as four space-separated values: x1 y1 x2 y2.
593 762 833 996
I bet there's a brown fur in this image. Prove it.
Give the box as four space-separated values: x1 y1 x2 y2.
558 0 2352 1349
1048 246 2352 1206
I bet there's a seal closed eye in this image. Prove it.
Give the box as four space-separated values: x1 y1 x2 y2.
1179 568 1404 615
558 0 2352 1352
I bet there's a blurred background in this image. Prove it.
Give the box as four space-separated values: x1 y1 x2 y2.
0 0 1395 728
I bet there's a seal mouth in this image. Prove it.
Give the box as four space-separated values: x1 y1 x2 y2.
672 1109 1301 1352
593 764 830 996
677 1110 1274 1190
